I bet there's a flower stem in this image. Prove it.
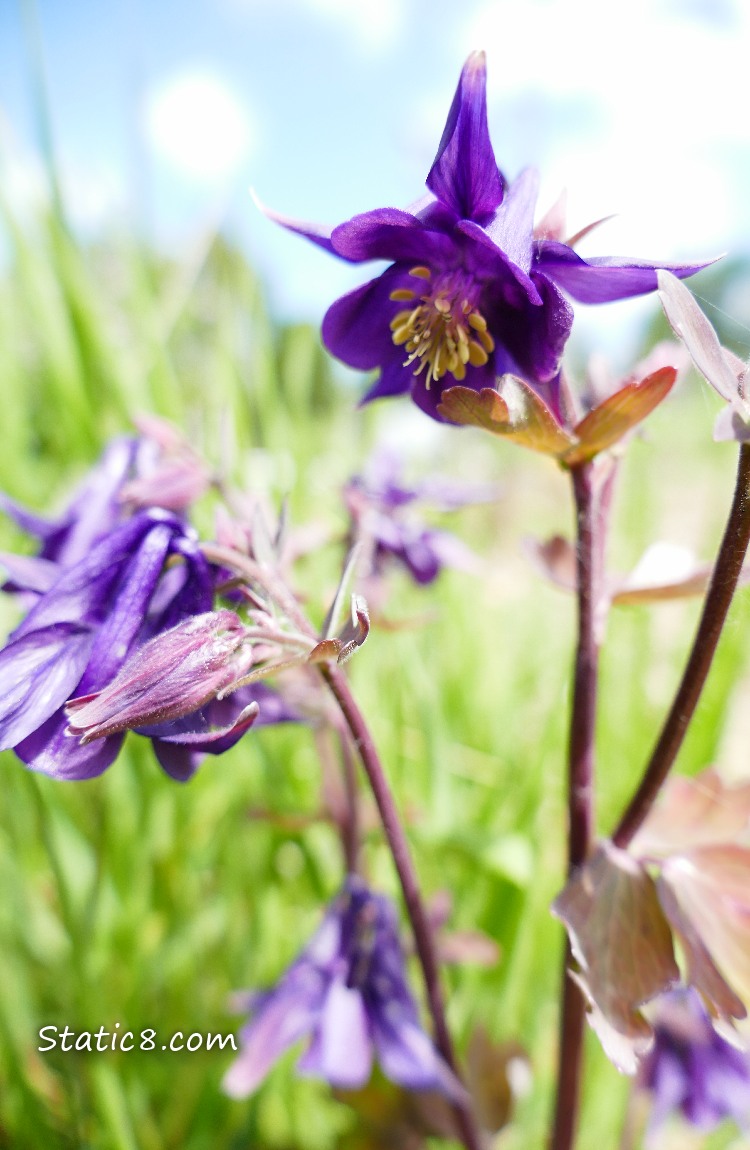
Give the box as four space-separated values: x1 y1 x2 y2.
550 462 603 1150
613 442 750 849
338 729 361 875
204 540 480 1147
321 664 482 1150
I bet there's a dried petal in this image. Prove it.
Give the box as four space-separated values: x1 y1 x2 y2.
552 841 680 1073
563 366 677 467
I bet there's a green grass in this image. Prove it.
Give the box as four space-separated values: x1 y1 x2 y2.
0 200 747 1150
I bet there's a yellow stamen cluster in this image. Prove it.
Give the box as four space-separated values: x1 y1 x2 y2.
388 267 495 389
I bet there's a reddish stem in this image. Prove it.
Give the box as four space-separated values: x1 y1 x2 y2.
550 462 603 1150
321 665 482 1150
614 442 750 848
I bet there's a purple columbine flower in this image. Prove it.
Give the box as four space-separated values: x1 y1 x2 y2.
270 52 711 421
223 875 463 1101
0 444 297 781
640 990 750 1139
345 453 488 585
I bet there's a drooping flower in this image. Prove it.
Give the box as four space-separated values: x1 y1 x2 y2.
223 875 463 1101
640 989 750 1139
270 52 711 421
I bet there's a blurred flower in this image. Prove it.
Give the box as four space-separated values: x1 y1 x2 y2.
271 52 710 421
223 875 463 1101
0 437 138 597
640 989 750 1139
345 453 489 586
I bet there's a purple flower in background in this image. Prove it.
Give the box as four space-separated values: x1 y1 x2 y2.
641 990 750 1139
345 452 491 585
270 52 711 421
223 875 463 1100
0 437 139 598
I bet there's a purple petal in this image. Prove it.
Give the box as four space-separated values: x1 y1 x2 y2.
536 241 718 303
492 272 573 389
222 970 327 1099
456 219 542 305
483 166 540 274
0 493 61 541
0 625 93 749
255 195 337 257
51 437 138 567
150 740 200 782
372 1015 465 1102
13 513 173 637
81 521 175 688
16 708 124 780
299 979 373 1088
322 272 404 373
330 208 455 265
144 701 259 747
149 685 299 777
360 358 414 406
426 51 505 221
0 553 60 595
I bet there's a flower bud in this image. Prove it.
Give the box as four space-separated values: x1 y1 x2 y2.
66 610 252 742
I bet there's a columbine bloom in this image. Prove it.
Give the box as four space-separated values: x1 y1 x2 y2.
271 52 710 420
223 875 463 1101
0 441 297 781
344 453 490 585
641 990 750 1139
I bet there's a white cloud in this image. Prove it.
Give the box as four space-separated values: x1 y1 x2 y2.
144 70 254 185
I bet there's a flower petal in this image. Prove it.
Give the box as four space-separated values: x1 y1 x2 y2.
0 553 60 595
491 273 573 392
222 973 325 1099
656 269 740 404
0 625 93 749
16 708 124 780
254 193 337 257
299 979 373 1089
426 51 505 221
331 208 455 265
322 273 402 373
483 166 539 274
535 241 718 304
373 1014 465 1101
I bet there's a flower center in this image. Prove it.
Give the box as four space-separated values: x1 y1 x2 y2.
389 267 495 389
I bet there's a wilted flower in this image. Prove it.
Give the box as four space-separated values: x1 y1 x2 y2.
640 990 750 1139
271 52 710 420
553 771 750 1076
223 875 463 1101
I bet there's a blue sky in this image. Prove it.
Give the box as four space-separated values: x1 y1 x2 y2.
2 0 749 362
